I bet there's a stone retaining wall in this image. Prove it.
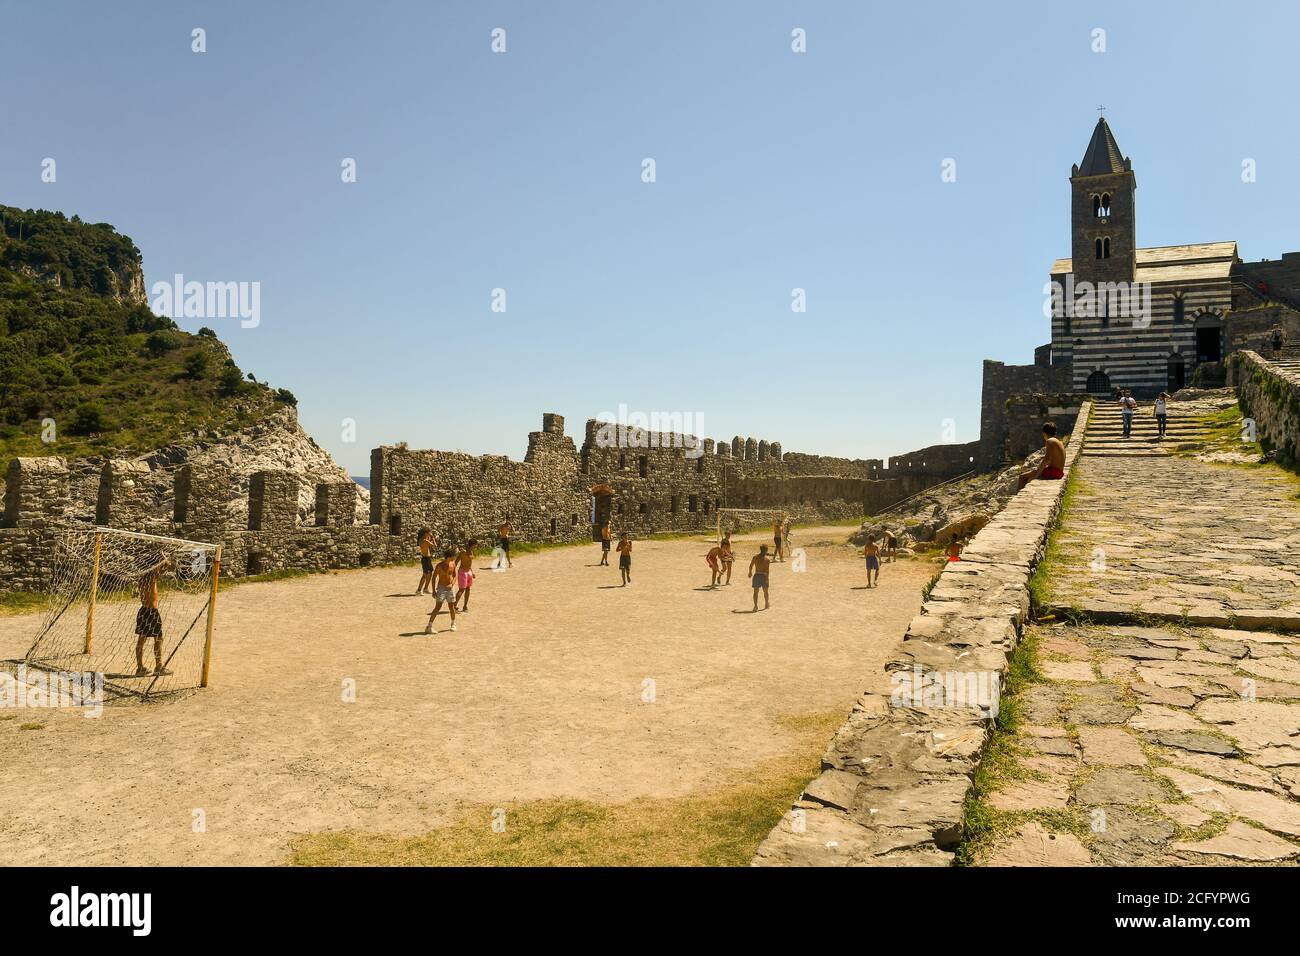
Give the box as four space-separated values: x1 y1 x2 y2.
1229 350 1300 465
752 402 1092 866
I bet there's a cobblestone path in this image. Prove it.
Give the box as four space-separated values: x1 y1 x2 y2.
972 399 1300 866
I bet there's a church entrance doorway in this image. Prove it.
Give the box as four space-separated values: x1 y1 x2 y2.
1085 369 1111 395
1167 353 1185 391
1195 326 1221 364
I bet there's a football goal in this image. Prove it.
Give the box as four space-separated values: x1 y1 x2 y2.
714 508 787 544
22 527 222 702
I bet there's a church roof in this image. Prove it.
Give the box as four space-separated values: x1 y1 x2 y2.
1051 241 1239 283
1077 117 1129 177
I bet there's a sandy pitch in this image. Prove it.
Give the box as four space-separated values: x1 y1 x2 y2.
0 526 931 865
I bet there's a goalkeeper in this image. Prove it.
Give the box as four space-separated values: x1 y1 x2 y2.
135 555 173 676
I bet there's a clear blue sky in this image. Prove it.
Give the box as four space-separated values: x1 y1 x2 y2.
4 0 1298 474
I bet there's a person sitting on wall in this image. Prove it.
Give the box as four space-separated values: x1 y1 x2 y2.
1018 422 1066 489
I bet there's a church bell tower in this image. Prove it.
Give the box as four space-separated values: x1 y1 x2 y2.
1070 116 1136 287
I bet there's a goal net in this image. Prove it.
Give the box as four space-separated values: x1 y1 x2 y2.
715 508 787 543
22 528 222 702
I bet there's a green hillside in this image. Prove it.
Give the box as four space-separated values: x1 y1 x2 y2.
0 204 291 461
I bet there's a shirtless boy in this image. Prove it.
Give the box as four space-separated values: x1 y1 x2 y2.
862 537 881 588
416 528 436 594
772 517 785 563
749 544 772 611
706 542 725 588
617 532 633 586
720 534 735 585
1019 422 1067 489
599 520 612 566
135 556 172 676
425 549 458 633
455 539 477 611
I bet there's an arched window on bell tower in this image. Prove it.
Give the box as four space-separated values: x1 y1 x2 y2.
1095 238 1103 259
1093 195 1101 217
1100 192 1111 216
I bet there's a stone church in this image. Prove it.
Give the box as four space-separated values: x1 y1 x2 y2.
1046 117 1300 396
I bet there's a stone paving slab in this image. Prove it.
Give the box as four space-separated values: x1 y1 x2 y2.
973 619 1300 865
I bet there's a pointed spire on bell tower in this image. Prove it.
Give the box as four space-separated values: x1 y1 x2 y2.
1070 115 1137 285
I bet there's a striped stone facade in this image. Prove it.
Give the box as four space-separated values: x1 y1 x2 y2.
1046 118 1237 397
1050 245 1234 395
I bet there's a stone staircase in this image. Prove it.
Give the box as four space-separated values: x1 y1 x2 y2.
1082 400 1215 458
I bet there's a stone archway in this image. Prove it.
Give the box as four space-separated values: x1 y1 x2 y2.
1085 369 1111 395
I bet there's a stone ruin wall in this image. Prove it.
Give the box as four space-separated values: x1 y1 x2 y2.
0 412 983 593
1229 351 1300 466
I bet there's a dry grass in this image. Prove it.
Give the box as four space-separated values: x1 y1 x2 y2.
287 710 842 867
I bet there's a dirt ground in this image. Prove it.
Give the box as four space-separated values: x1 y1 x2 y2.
0 526 933 865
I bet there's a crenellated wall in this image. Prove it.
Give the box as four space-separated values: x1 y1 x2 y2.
0 412 985 592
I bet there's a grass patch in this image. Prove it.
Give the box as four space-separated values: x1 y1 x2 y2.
0 591 48 617
287 711 843 867
1027 470 1083 616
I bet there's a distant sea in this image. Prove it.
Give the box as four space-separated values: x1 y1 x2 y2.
352 476 371 490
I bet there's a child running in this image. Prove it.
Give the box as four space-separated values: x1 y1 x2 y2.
425 549 458 633
599 520 612 566
416 528 436 594
749 545 772 610
617 532 633 586
862 537 881 588
455 539 477 611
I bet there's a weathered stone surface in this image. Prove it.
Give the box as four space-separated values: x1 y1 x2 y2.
1075 768 1167 806
1021 686 1066 724
988 778 1071 811
1024 737 1078 757
1143 730 1238 756
1195 699 1300 753
1158 803 1211 829
982 821 1093 867
1127 705 1207 733
802 769 862 812
1077 727 1147 767
1088 807 1178 866
1171 821 1300 862
1131 682 1197 708
1066 700 1137 725
1162 752 1280 791
1157 768 1300 837
1041 660 1095 682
